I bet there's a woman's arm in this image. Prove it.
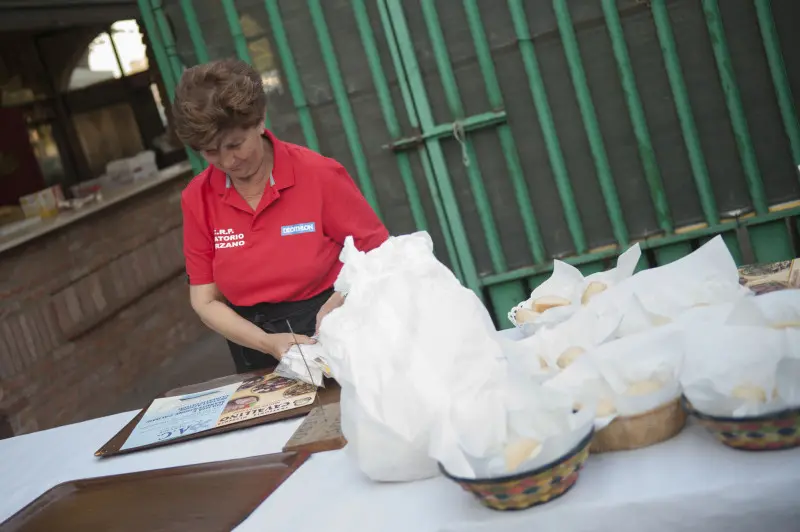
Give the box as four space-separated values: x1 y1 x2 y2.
189 283 313 359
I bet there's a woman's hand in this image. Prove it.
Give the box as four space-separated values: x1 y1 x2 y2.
262 333 315 360
316 292 346 334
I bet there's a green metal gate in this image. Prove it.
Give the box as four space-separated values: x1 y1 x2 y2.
137 0 800 327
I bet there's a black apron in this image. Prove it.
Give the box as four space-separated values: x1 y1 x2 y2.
226 288 333 374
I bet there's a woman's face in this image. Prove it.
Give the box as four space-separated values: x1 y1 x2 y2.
201 124 265 180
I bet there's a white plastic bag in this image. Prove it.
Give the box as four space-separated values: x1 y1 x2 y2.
320 232 507 482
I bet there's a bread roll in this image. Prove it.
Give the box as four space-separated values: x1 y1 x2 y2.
504 438 542 472
515 307 540 324
731 384 768 403
532 295 571 313
651 315 672 327
596 396 617 417
771 321 800 330
581 281 607 305
625 379 664 396
557 346 586 369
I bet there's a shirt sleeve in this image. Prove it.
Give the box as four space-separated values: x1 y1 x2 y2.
181 193 215 285
321 163 389 252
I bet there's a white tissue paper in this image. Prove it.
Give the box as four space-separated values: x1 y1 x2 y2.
508 243 641 334
602 236 751 326
544 357 617 430
432 374 594 479
681 290 800 417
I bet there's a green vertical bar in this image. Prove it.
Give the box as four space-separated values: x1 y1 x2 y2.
748 221 795 263
651 0 718 225
264 0 319 152
701 231 744 265
307 0 381 218
755 0 800 173
374 0 460 278
137 0 175 99
220 0 270 129
179 0 209 64
352 0 426 230
577 261 606 276
151 0 183 82
601 0 673 234
149 0 206 173
553 0 628 247
702 0 768 215
420 0 507 273
654 242 692 265
384 0 481 294
463 0 545 264
221 0 253 64
488 282 528 329
508 0 586 254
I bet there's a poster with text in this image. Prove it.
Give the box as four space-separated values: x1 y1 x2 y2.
216 373 317 427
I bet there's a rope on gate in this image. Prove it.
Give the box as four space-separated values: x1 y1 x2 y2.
452 120 470 168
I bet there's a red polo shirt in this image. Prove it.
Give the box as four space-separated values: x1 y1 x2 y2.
181 130 389 307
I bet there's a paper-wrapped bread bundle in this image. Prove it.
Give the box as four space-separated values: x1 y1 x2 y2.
508 244 641 335
681 291 800 419
566 326 687 452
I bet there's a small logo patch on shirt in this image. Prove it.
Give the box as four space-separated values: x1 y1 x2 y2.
281 222 316 236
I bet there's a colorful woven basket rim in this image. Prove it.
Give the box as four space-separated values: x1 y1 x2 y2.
681 395 800 423
438 427 594 485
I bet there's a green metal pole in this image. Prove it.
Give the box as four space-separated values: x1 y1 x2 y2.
702 0 767 215
508 0 586 254
220 0 270 129
755 0 800 174
420 0 507 273
151 0 183 82
221 0 253 64
601 0 673 234
352 0 427 231
376 0 461 278
264 0 319 152
384 0 481 294
463 0 546 264
149 0 205 173
179 0 209 64
137 0 175 99
553 0 628 247
651 0 718 224
307 0 381 217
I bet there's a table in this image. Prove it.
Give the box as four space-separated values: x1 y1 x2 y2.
0 407 798 532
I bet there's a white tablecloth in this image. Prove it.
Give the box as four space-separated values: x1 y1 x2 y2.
1 410 799 531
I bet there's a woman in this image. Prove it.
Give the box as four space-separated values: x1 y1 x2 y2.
174 58 388 373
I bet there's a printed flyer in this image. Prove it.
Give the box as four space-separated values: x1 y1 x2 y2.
216 373 317 427
121 382 241 450
121 374 318 450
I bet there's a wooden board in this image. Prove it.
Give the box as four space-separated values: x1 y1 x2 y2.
95 372 341 458
0 452 308 532
283 402 346 454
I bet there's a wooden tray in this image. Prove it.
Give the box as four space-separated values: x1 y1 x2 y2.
0 452 308 532
95 371 340 458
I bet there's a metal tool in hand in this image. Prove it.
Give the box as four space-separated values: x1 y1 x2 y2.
286 320 327 421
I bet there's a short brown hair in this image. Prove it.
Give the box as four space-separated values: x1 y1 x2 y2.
172 58 266 150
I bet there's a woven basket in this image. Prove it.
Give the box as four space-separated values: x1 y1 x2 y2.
439 428 593 511
682 397 800 451
591 398 687 454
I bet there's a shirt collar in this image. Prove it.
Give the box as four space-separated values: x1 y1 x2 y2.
209 129 295 196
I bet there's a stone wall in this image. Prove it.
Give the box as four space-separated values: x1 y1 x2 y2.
0 174 210 435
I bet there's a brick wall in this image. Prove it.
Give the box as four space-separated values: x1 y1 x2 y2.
0 173 211 435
